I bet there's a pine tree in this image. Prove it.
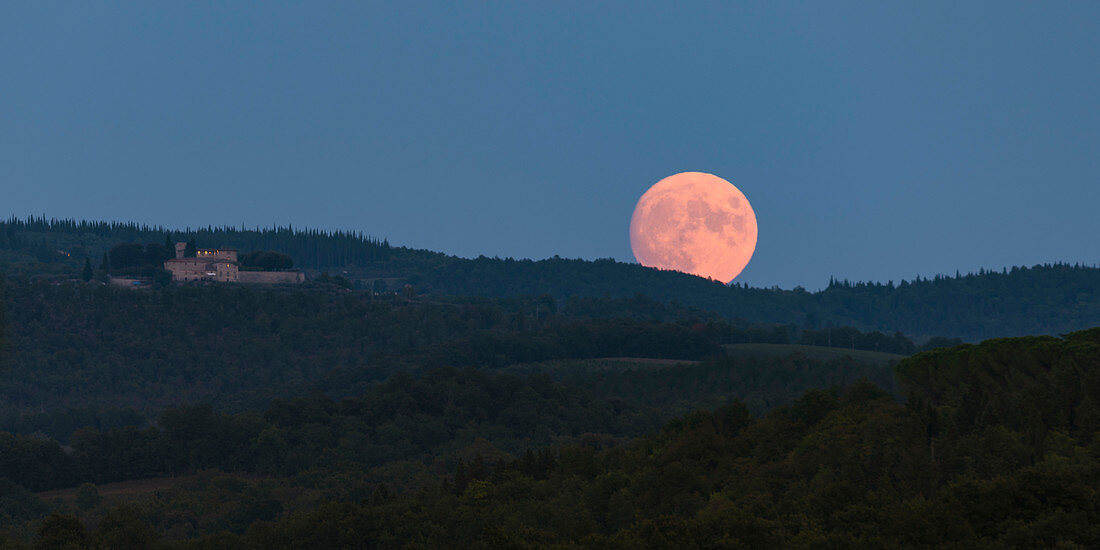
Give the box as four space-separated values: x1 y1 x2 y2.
81 258 93 282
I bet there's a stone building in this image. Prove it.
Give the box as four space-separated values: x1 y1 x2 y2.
164 243 240 282
163 242 304 284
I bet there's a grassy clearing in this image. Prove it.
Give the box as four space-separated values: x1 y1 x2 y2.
724 343 905 364
36 474 203 504
499 357 700 378
595 357 700 366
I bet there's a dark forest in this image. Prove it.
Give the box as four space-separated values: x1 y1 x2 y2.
0 219 1097 548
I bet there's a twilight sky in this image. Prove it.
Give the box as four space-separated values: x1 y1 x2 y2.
2 2 1098 289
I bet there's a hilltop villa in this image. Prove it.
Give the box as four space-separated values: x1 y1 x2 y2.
164 243 304 284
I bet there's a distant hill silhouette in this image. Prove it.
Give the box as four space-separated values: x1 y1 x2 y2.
2 215 1098 341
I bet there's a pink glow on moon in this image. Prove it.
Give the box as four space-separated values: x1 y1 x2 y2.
629 172 758 283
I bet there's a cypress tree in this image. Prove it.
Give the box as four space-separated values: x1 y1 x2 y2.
81 258 93 282
100 253 110 275
185 238 197 258
0 275 5 361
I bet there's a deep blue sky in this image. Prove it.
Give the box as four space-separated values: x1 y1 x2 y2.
2 3 1098 289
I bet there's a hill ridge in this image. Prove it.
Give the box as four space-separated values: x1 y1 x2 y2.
3 215 1100 341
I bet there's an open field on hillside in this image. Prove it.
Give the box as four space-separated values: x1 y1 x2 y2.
37 474 204 504
595 357 700 366
725 343 905 364
500 357 699 377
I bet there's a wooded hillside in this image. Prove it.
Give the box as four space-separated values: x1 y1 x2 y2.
0 330 1096 547
3 216 1099 341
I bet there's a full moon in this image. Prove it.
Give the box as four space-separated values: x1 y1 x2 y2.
629 172 758 283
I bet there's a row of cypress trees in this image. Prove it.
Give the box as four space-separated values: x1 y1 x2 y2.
1 216 392 270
